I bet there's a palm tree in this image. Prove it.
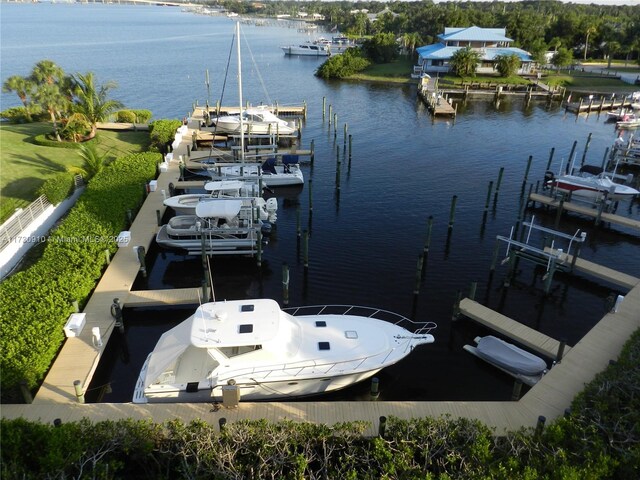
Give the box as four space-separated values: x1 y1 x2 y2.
77 141 110 178
605 41 621 69
449 46 481 77
2 75 33 108
30 60 65 86
584 25 597 61
72 72 124 140
33 82 68 141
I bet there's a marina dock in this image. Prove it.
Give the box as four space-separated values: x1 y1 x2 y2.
563 94 637 114
3 110 640 436
528 192 640 231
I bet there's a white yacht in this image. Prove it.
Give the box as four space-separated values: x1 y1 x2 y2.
133 299 436 403
281 42 330 56
207 157 304 187
211 106 297 135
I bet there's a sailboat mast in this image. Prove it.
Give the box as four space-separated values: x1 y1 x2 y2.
236 21 245 162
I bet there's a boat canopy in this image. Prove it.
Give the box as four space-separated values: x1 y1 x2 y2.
195 199 243 219
204 180 245 192
144 320 193 388
475 336 547 376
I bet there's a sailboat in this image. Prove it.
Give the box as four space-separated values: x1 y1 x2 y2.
207 23 304 187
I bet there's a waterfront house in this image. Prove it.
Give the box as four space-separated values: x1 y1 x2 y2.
415 26 533 75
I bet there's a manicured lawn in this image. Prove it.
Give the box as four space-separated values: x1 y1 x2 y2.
0 122 149 222
348 56 417 83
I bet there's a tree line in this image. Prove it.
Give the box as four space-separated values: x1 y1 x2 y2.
219 1 640 65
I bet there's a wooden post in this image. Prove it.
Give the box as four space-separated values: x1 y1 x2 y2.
423 216 434 255
556 339 566 362
511 379 523 401
600 147 609 170
156 209 162 227
580 132 592 167
546 147 555 171
343 123 348 147
370 377 380 399
490 240 501 272
413 254 423 295
282 263 290 305
335 145 341 191
484 181 494 213
567 141 578 173
534 416 546 438
136 246 147 278
303 230 309 270
296 206 301 238
333 113 337 137
73 380 85 404
322 97 326 120
310 138 315 165
378 416 387 437
468 282 477 301
256 230 262 267
328 105 332 125
308 179 313 212
448 195 457 230
494 167 504 205
452 290 462 320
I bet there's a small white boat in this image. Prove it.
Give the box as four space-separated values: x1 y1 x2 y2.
281 42 330 56
155 199 267 255
208 157 304 187
606 108 632 121
163 180 277 222
616 115 640 129
133 299 436 403
544 166 639 201
211 106 297 135
463 336 547 386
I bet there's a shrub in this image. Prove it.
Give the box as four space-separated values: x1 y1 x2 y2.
0 106 32 123
37 172 76 204
115 109 136 123
316 49 371 79
31 134 82 149
149 118 182 152
0 152 160 398
131 109 152 123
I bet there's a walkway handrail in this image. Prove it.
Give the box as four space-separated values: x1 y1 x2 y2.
0 195 51 251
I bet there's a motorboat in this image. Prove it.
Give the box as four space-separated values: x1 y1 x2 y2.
281 42 330 56
163 179 277 222
133 299 437 403
155 199 268 255
463 336 548 386
211 106 297 135
606 108 632 122
543 165 639 201
208 156 304 187
616 115 640 129
315 35 359 54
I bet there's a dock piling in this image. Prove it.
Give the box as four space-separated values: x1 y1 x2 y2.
136 246 147 278
370 377 380 399
511 379 523 401
448 195 458 230
378 416 387 437
282 263 290 306
580 133 592 167
73 380 85 404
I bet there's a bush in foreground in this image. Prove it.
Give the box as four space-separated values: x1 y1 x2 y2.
1 329 637 479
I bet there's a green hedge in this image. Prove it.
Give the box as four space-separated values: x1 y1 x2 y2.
31 134 82 149
149 119 182 152
1 330 638 478
0 152 161 399
37 172 76 205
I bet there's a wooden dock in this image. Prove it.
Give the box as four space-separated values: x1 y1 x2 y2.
528 192 640 231
564 94 636 114
543 247 639 289
458 298 570 359
4 283 638 436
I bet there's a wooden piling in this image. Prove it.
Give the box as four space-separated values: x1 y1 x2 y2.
136 246 147 278
580 132 592 167
494 167 504 205
370 377 380 399
448 195 458 230
303 230 309 270
413 254 424 295
423 216 434 255
545 147 555 171
484 181 494 213
73 380 85 404
322 97 326 120
567 141 578 173
282 263 290 305
308 179 313 212
310 139 315 164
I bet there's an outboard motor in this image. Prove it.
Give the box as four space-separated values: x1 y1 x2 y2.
543 171 555 190
265 197 278 224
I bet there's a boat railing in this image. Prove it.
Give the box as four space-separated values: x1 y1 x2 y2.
282 304 437 335
225 349 391 381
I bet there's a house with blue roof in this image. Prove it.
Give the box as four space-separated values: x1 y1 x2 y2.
415 26 533 75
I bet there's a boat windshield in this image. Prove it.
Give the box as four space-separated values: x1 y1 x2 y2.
218 345 262 358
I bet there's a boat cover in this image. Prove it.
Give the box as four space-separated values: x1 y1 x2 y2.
144 320 192 388
475 336 547 376
262 158 278 174
195 199 243 220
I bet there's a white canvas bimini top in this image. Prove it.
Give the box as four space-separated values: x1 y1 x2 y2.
195 199 243 219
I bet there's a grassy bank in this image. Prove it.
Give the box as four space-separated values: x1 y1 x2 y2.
347 56 416 83
0 123 150 222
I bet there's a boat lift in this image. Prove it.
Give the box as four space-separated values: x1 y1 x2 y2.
493 216 587 294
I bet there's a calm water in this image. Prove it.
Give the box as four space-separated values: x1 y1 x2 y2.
2 4 638 403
